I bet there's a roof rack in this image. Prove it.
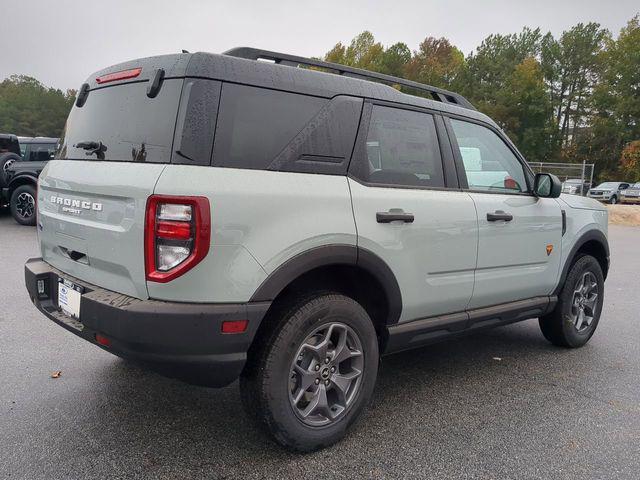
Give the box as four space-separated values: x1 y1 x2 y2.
223 47 475 111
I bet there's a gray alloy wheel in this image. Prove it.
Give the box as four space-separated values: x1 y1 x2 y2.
610 195 617 204
570 271 599 333
539 255 604 348
288 322 364 427
15 191 36 220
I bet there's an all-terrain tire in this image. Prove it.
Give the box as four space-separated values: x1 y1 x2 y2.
10 184 37 226
0 153 20 187
539 255 604 348
240 292 379 452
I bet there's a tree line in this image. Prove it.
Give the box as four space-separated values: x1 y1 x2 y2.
1 16 637 180
0 76 75 138
323 16 640 181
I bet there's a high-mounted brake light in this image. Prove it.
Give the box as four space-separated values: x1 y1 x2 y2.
96 67 142 84
145 195 211 283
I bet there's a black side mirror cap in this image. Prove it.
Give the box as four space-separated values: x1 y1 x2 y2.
534 173 562 198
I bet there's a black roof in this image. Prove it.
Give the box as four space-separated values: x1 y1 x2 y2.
86 49 496 127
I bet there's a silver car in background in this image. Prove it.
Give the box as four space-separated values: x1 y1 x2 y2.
620 182 640 204
562 178 591 196
587 182 630 204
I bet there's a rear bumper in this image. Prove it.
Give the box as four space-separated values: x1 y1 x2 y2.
25 257 270 387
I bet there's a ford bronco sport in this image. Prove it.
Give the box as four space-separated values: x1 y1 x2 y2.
24 48 609 452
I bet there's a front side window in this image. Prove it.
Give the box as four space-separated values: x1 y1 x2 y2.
450 119 529 193
361 105 444 188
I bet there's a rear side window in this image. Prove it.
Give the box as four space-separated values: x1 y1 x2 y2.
212 84 326 170
57 79 183 163
357 105 444 188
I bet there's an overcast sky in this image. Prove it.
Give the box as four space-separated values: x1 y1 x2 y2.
4 0 639 91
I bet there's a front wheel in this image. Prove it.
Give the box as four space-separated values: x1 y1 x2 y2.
539 255 604 347
609 195 618 204
10 184 37 226
240 293 379 452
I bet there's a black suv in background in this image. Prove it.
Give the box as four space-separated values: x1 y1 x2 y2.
0 136 58 225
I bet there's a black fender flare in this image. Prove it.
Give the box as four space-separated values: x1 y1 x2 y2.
8 173 39 195
249 244 403 325
554 229 610 295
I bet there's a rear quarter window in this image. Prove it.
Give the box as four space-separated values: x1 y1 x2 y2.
212 84 327 170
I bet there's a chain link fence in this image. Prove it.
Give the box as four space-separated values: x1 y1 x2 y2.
528 161 595 196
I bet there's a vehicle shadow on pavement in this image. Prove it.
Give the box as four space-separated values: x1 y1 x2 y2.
88 321 561 462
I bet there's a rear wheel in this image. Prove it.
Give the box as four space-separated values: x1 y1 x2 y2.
0 153 20 187
240 293 379 452
10 184 37 226
539 255 604 347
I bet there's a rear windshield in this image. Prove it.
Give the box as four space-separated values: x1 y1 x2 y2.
57 79 183 163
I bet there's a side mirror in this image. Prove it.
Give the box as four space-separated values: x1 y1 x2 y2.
534 173 562 198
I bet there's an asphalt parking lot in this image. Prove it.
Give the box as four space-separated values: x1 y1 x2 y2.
1 212 639 480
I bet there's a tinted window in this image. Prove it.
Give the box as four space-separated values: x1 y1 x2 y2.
450 119 529 193
27 144 57 161
213 84 326 170
57 79 183 163
361 105 444 188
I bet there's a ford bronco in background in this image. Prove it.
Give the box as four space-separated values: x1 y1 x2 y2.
24 49 609 452
1 136 58 225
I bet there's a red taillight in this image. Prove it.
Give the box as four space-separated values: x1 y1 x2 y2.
221 320 249 334
96 67 142 84
145 195 211 283
156 220 192 240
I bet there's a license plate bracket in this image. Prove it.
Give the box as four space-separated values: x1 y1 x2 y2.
58 278 84 319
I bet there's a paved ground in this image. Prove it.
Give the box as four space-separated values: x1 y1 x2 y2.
1 212 639 480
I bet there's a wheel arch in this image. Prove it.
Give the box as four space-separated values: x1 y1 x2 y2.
555 229 610 295
8 174 38 197
249 245 403 331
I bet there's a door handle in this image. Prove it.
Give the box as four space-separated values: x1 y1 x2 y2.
376 209 414 223
486 210 513 222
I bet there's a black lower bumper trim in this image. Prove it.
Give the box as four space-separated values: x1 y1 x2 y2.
25 258 270 387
